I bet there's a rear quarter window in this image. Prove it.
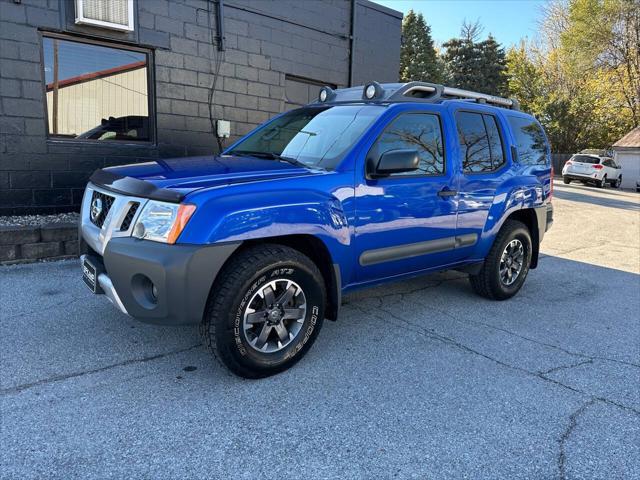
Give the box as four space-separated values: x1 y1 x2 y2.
507 116 549 166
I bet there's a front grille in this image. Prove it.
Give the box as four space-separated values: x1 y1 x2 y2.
120 202 140 231
90 190 115 228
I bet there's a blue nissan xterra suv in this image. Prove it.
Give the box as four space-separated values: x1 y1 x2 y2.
80 82 554 378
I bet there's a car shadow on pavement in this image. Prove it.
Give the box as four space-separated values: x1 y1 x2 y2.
553 188 640 211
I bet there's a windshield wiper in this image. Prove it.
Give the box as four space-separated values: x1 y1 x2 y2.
230 150 313 169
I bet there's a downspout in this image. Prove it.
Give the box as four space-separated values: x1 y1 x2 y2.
215 0 225 51
348 0 356 87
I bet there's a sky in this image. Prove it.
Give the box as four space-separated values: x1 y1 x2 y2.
373 0 547 47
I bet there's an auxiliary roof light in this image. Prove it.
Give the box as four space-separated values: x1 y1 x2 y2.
363 81 383 100
318 86 335 102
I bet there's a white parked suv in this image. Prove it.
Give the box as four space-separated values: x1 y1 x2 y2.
562 154 622 188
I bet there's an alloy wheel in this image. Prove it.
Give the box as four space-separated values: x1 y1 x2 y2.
242 279 307 353
499 239 525 286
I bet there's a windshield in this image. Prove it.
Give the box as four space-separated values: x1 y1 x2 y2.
227 105 385 170
571 155 600 164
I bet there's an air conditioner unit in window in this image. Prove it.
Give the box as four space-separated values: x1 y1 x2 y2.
75 0 134 32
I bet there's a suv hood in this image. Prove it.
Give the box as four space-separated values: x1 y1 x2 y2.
93 155 318 201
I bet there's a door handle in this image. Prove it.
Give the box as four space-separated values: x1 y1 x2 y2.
438 187 458 198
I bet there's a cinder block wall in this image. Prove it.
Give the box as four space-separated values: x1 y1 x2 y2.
0 0 401 215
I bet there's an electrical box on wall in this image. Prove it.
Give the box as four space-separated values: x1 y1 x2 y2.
217 120 231 138
75 0 135 32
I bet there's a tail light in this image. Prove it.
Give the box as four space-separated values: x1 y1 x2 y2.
565 160 573 166
593 164 604 170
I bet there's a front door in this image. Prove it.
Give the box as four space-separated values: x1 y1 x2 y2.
354 110 460 283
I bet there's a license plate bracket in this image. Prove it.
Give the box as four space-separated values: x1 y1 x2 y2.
82 256 104 294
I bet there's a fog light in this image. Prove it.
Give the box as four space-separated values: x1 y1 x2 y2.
319 89 328 102
131 274 158 309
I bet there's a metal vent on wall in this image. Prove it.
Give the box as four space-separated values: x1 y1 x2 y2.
75 0 134 32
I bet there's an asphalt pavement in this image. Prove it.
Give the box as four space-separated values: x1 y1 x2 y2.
1 181 639 479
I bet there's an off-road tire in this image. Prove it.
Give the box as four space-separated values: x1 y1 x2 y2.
563 176 570 184
469 219 533 300
200 244 326 378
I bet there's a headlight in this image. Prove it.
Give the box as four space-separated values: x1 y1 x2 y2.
132 201 196 244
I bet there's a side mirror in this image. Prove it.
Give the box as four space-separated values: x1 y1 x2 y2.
372 149 419 177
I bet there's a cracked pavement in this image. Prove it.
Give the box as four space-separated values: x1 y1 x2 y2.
1 181 639 479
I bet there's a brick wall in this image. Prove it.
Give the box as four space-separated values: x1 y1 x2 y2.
0 0 402 215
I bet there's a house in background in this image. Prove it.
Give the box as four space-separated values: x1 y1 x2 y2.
612 127 640 190
0 0 402 214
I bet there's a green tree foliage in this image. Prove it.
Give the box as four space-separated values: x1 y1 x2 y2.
561 0 640 125
399 10 442 83
442 21 508 96
478 35 508 95
506 0 637 153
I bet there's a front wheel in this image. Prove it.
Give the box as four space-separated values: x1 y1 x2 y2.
201 244 326 378
469 220 533 300
563 176 571 184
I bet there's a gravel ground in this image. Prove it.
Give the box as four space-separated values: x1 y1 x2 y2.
0 212 80 227
0 181 638 479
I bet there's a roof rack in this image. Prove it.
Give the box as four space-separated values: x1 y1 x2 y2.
314 81 520 110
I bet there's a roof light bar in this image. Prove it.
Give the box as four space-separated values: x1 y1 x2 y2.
312 81 520 110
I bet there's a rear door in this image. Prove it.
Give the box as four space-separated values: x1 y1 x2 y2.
454 108 512 257
567 154 600 176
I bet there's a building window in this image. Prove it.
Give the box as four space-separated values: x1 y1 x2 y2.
42 35 151 142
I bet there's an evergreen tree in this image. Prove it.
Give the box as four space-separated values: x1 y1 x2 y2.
399 10 442 83
477 35 508 96
442 21 508 96
442 38 479 89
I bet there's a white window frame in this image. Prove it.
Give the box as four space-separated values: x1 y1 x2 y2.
75 0 135 32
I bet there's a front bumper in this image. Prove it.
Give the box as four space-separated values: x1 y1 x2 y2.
82 238 240 325
79 182 241 325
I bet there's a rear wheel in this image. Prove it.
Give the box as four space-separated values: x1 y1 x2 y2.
563 176 571 184
469 220 533 300
200 244 326 378
599 175 607 188
613 176 621 188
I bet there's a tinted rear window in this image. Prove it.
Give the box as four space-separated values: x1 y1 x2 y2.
508 116 549 165
571 155 600 164
455 111 506 173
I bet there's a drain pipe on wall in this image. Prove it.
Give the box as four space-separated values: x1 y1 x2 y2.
348 0 356 87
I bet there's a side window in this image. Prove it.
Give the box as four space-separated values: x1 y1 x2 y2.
507 116 549 165
374 113 445 176
455 111 505 173
484 115 505 169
